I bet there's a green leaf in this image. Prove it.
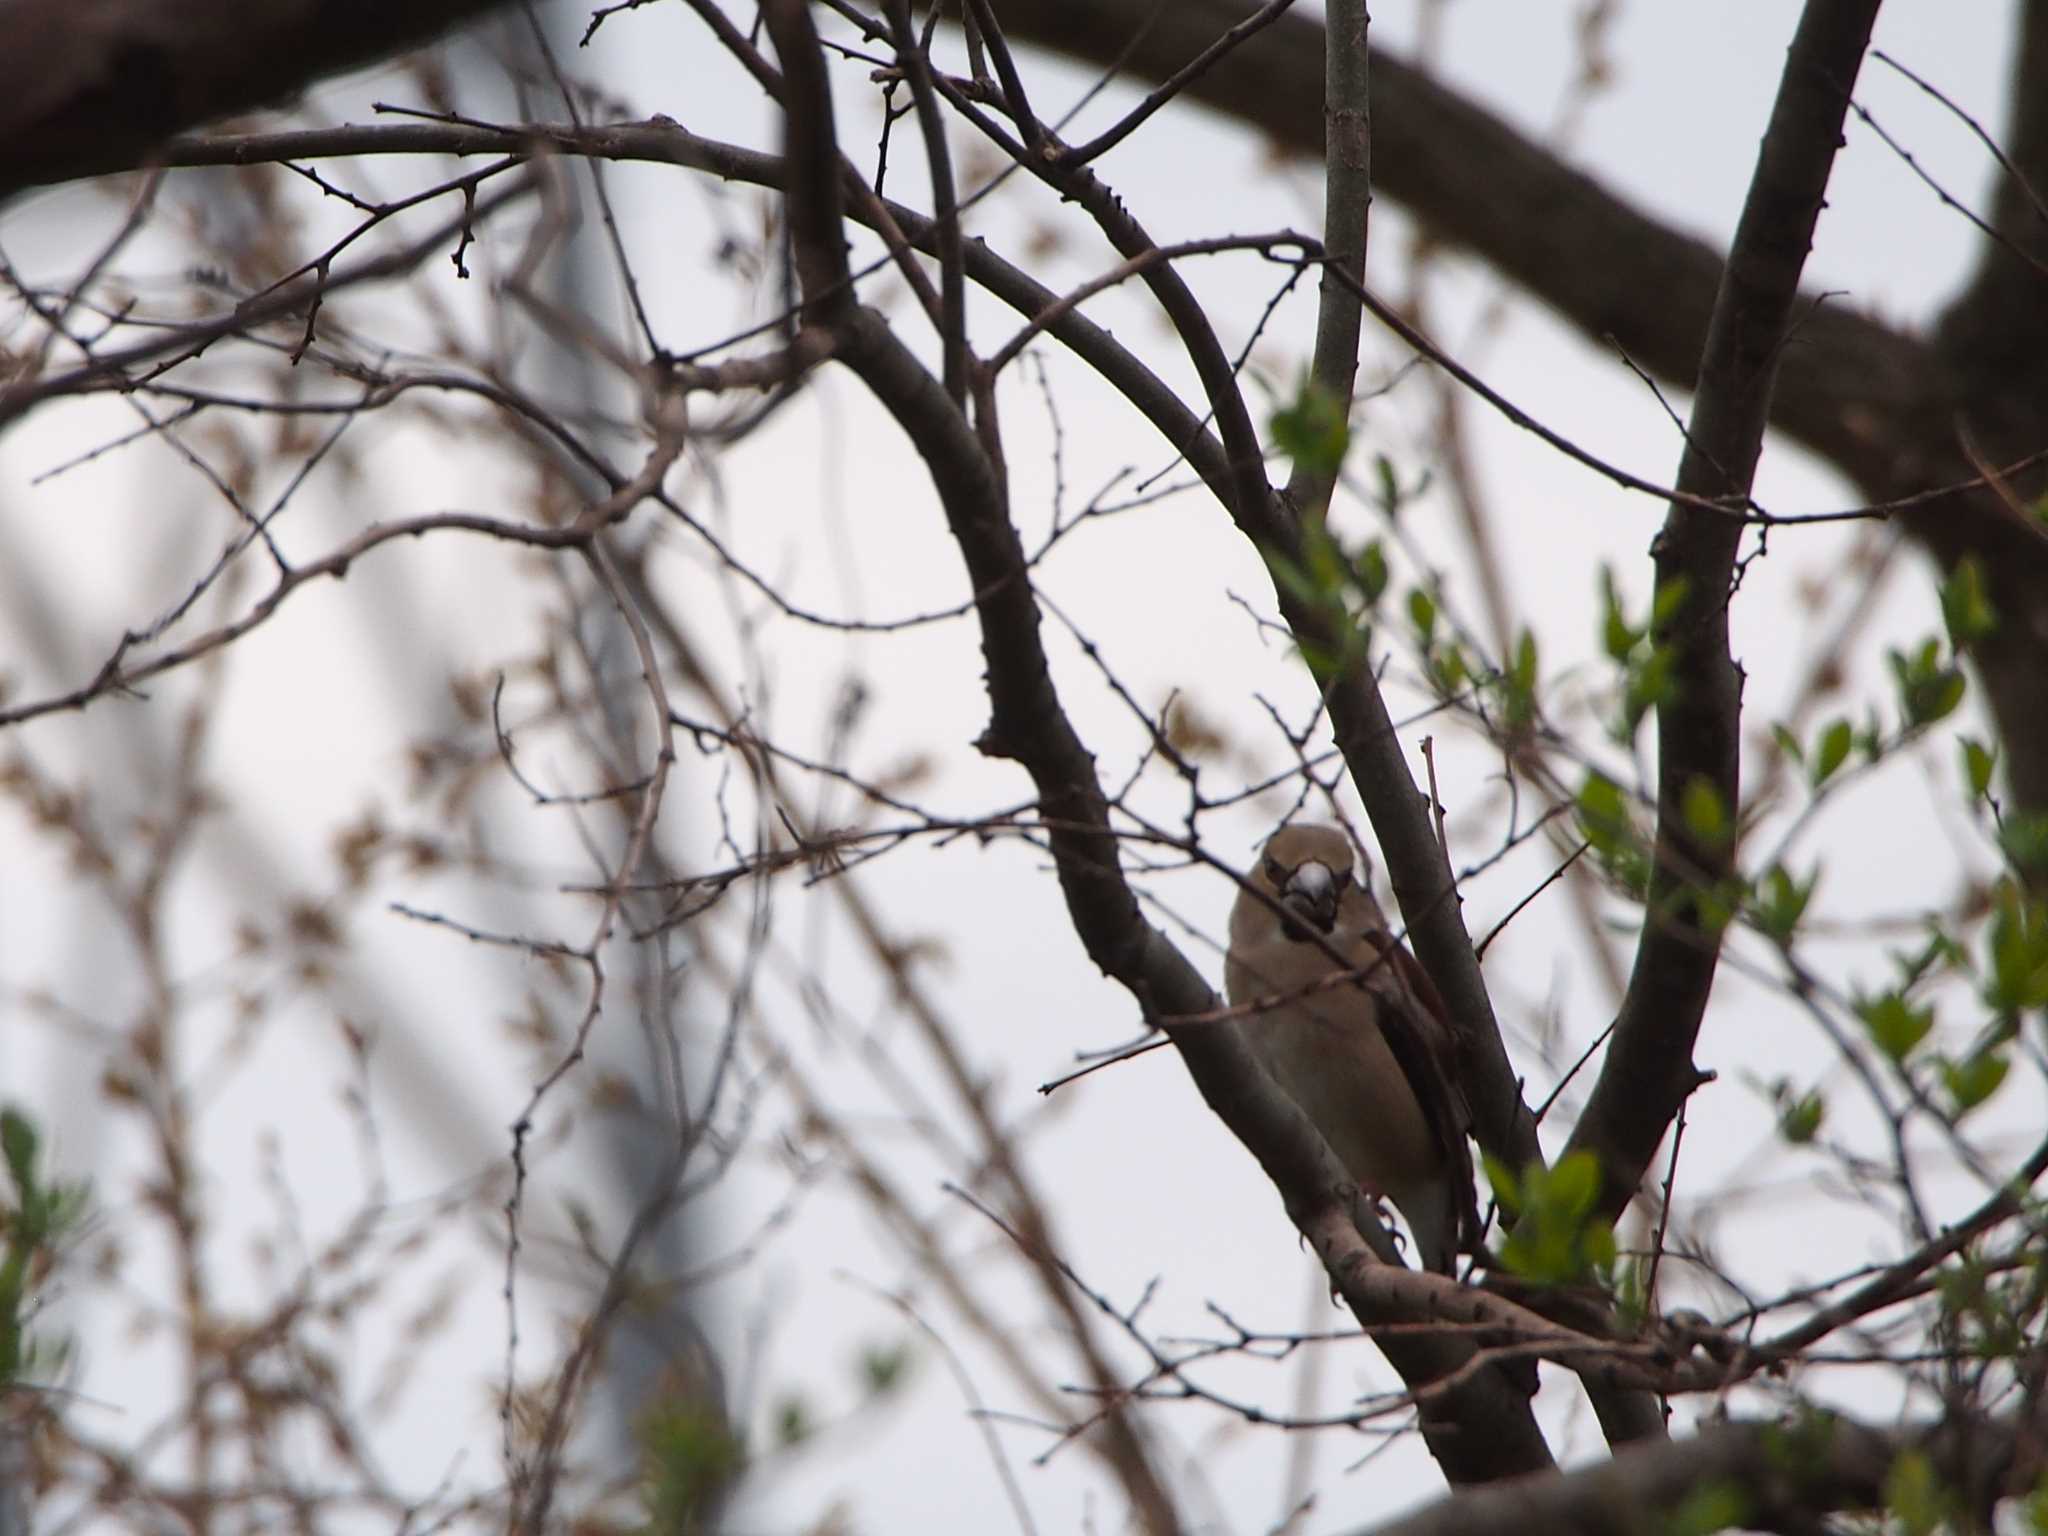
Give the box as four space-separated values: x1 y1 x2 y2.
1270 377 1352 481
1983 884 2048 1016
1667 1482 1750 1536
860 1342 912 1395
1753 864 1817 945
1548 1149 1601 1222
2000 812 2048 878
0 1108 35 1192
1351 539 1389 607
1599 565 1638 661
1650 575 1691 629
1373 453 1401 518
1407 586 1437 645
1885 1448 1947 1536
1680 777 1731 849
1583 1221 1618 1271
1770 722 1805 766
1960 735 1997 799
1430 642 1469 696
1856 990 1935 1063
2023 1474 2048 1535
1620 643 1676 741
1301 516 1345 592
1939 1051 2010 1117
1492 1152 1616 1287
1940 557 1998 648
1891 924 1965 991
1480 1152 1522 1219
1778 1088 1825 1144
774 1393 813 1447
636 1401 745 1533
1811 718 1853 787
1577 772 1628 856
1576 771 1651 897
1264 548 1323 613
1889 639 1967 728
1502 629 1539 731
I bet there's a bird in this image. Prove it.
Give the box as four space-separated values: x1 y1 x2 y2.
1225 824 1481 1276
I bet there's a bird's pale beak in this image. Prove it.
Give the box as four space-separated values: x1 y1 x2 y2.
1280 860 1340 935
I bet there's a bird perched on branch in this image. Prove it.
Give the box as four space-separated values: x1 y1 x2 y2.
1225 824 1481 1275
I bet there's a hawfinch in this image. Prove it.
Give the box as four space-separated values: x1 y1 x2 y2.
1225 824 1481 1275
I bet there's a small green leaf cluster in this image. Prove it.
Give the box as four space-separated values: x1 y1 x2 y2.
1884 1448 1954 1536
1937 1251 2048 1366
1771 715 1872 792
1838 887 2046 1123
1483 1149 1618 1287
1869 559 1992 742
1767 1078 1826 1145
634 1404 745 1536
1269 376 1352 485
1404 583 1475 699
1597 565 1688 745
1 1104 90 1389
1984 882 2048 1021
1498 628 1541 736
1750 862 1820 946
1575 770 1651 899
1667 1479 1752 1536
1265 513 1387 684
1888 638 1967 730
1261 444 1420 688
633 1336 915 1531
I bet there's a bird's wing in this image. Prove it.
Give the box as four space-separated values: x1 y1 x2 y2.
1353 919 1484 1259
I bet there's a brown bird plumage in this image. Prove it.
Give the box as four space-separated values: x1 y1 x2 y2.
1225 824 1480 1274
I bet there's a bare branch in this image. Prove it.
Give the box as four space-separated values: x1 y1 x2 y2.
1570 0 1883 1218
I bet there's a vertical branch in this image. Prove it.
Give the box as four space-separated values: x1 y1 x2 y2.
1284 0 1368 519
883 0 969 404
1292 0 1663 1450
1568 0 1885 1213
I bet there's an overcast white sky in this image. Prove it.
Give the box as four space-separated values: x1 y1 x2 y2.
0 3 2032 1531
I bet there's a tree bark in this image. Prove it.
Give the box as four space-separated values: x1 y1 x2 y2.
0 0 512 199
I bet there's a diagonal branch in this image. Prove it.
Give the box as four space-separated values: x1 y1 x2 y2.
1372 1406 2030 1536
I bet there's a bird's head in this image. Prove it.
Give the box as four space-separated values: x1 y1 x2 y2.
1256 824 1359 938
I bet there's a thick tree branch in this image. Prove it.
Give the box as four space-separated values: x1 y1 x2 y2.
1938 0 2048 418
1928 0 2048 835
1567 0 1882 1214
0 0 512 202
1371 1408 2029 1536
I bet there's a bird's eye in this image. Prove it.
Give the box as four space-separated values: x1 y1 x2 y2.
1262 857 1287 883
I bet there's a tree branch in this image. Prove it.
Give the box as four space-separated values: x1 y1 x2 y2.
1371 1407 2027 1536
1567 0 1882 1214
0 0 512 202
